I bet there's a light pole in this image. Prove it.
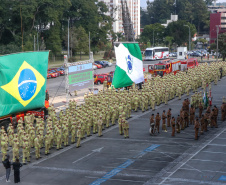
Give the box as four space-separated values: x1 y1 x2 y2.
184 25 191 58
209 29 215 45
89 32 91 59
68 18 70 58
37 28 48 51
216 25 220 62
153 29 155 47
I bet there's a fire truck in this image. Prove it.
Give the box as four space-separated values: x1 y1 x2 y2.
0 91 49 129
180 58 199 71
148 58 198 77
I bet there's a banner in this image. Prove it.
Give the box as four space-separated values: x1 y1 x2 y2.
0 51 49 117
68 63 93 91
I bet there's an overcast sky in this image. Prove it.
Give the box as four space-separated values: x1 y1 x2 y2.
140 0 226 8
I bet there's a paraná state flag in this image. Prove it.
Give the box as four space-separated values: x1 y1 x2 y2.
0 51 49 117
112 43 144 89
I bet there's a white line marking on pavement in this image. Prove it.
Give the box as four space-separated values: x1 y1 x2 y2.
191 159 226 164
183 164 203 173
208 144 226 147
117 158 180 163
166 177 226 185
85 176 146 183
202 151 226 154
154 149 176 160
72 147 104 164
103 166 158 173
158 127 226 185
180 167 226 174
30 166 151 178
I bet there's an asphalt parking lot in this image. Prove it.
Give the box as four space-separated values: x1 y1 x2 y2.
0 75 225 185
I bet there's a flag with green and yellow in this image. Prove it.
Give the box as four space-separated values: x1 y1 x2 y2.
0 51 49 117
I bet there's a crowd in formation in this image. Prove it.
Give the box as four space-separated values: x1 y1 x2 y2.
150 99 226 140
1 61 226 164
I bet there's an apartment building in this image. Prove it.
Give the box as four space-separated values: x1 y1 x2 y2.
99 0 140 38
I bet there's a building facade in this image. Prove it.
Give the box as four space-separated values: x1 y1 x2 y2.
210 11 226 44
99 0 140 39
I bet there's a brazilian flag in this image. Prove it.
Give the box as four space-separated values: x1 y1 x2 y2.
0 51 49 117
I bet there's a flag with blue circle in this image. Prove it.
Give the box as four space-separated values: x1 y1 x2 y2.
0 51 49 117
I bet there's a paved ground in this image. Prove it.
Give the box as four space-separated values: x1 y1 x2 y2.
0 73 225 184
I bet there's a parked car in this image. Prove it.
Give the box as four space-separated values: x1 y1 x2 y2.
95 61 108 68
93 64 97 70
49 69 60 77
192 52 202 57
48 71 59 78
94 74 108 85
47 73 52 79
94 63 102 69
169 53 174 57
101 61 112 67
56 68 65 76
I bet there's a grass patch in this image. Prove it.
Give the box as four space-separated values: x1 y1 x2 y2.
48 54 107 68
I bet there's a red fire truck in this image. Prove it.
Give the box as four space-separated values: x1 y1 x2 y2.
148 59 181 77
180 58 199 71
148 58 199 77
0 91 49 129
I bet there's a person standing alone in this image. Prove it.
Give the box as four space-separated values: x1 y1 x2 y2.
12 158 23 183
2 155 11 182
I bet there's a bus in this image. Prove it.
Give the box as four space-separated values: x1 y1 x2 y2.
144 47 169 60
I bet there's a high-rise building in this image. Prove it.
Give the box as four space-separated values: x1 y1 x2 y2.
99 0 140 39
210 10 226 44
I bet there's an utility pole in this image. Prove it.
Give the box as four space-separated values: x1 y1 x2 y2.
184 25 191 58
216 25 220 62
34 35 36 51
153 29 155 47
37 32 39 51
68 18 70 58
89 32 91 59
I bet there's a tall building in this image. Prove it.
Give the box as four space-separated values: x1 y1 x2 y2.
210 10 226 44
99 0 140 39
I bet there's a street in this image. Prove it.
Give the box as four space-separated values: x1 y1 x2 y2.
0 65 226 185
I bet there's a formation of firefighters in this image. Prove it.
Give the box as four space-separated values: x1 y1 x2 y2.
0 61 226 164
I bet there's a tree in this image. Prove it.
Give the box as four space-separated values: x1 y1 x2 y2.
140 7 150 27
204 0 214 5
140 23 166 46
218 32 226 61
75 26 89 59
144 0 210 34
196 38 208 49
164 36 174 50
165 20 196 47
46 25 62 61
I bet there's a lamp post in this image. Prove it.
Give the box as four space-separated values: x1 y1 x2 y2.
184 25 191 58
37 28 48 51
89 32 91 59
153 29 156 47
68 18 70 58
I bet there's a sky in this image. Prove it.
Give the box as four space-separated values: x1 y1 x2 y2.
140 0 226 8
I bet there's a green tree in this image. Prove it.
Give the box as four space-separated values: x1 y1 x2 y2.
218 32 226 61
75 26 89 59
165 20 196 47
204 0 214 5
140 23 166 47
164 36 174 50
196 38 208 49
145 0 210 34
46 25 62 61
